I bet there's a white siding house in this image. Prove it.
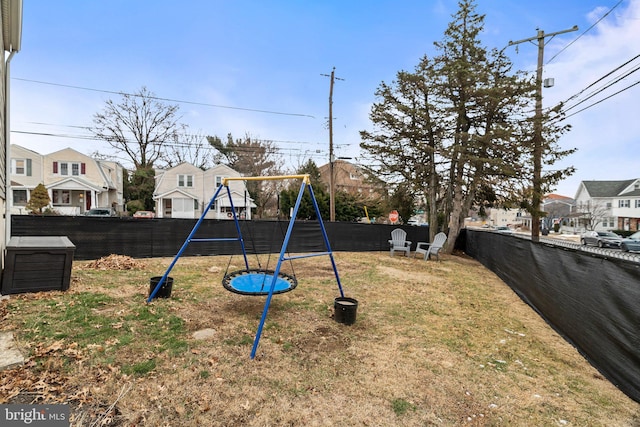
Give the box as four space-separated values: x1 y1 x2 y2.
10 145 124 215
489 208 526 228
153 163 255 219
9 144 42 215
574 179 640 232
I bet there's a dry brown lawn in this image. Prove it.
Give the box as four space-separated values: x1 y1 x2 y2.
1 251 639 426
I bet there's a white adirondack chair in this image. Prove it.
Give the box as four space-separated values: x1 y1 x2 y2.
389 228 411 257
414 232 447 261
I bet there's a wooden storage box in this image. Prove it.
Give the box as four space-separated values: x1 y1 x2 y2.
1 236 76 295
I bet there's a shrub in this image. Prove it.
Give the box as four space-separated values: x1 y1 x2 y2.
126 199 145 215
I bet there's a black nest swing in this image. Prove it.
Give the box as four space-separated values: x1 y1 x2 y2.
222 268 297 296
222 206 298 296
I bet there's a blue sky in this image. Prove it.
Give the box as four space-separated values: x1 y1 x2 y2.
10 0 639 197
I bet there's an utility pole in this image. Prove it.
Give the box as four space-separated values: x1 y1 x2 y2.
321 67 343 221
509 25 577 242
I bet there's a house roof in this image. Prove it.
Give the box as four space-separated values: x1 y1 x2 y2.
206 163 242 177
95 160 120 190
582 179 640 197
45 176 104 192
544 193 573 201
10 144 41 157
154 188 194 200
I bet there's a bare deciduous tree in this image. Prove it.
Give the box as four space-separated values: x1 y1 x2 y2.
91 86 181 169
160 126 213 170
578 200 611 231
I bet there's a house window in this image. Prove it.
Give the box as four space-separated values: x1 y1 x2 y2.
13 189 27 205
52 190 70 205
178 174 194 187
635 200 640 208
618 200 630 208
215 176 223 187
349 173 360 181
54 162 85 176
606 202 612 208
15 160 25 175
12 159 31 176
173 198 193 212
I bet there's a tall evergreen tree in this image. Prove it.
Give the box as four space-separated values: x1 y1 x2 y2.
361 59 443 236
361 0 574 251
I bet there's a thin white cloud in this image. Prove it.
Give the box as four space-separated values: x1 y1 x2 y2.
541 0 640 195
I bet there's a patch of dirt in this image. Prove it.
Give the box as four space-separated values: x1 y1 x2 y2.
293 325 351 354
377 264 434 283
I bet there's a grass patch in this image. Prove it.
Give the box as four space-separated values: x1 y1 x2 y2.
391 398 416 416
122 359 156 376
0 253 637 426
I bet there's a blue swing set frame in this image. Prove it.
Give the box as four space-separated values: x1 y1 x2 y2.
147 174 345 358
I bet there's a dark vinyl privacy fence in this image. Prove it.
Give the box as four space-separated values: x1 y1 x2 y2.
463 228 640 404
10 216 429 260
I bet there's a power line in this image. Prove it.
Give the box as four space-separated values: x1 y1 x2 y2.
10 129 325 158
562 79 640 120
551 54 640 122
14 120 324 147
12 77 317 119
546 0 625 64
562 62 640 113
561 53 640 105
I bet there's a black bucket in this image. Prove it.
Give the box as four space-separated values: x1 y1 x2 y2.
334 297 358 325
149 276 173 299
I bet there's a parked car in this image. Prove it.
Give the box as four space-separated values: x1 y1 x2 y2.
84 208 113 217
620 231 640 252
133 210 155 219
580 231 622 248
493 226 514 234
